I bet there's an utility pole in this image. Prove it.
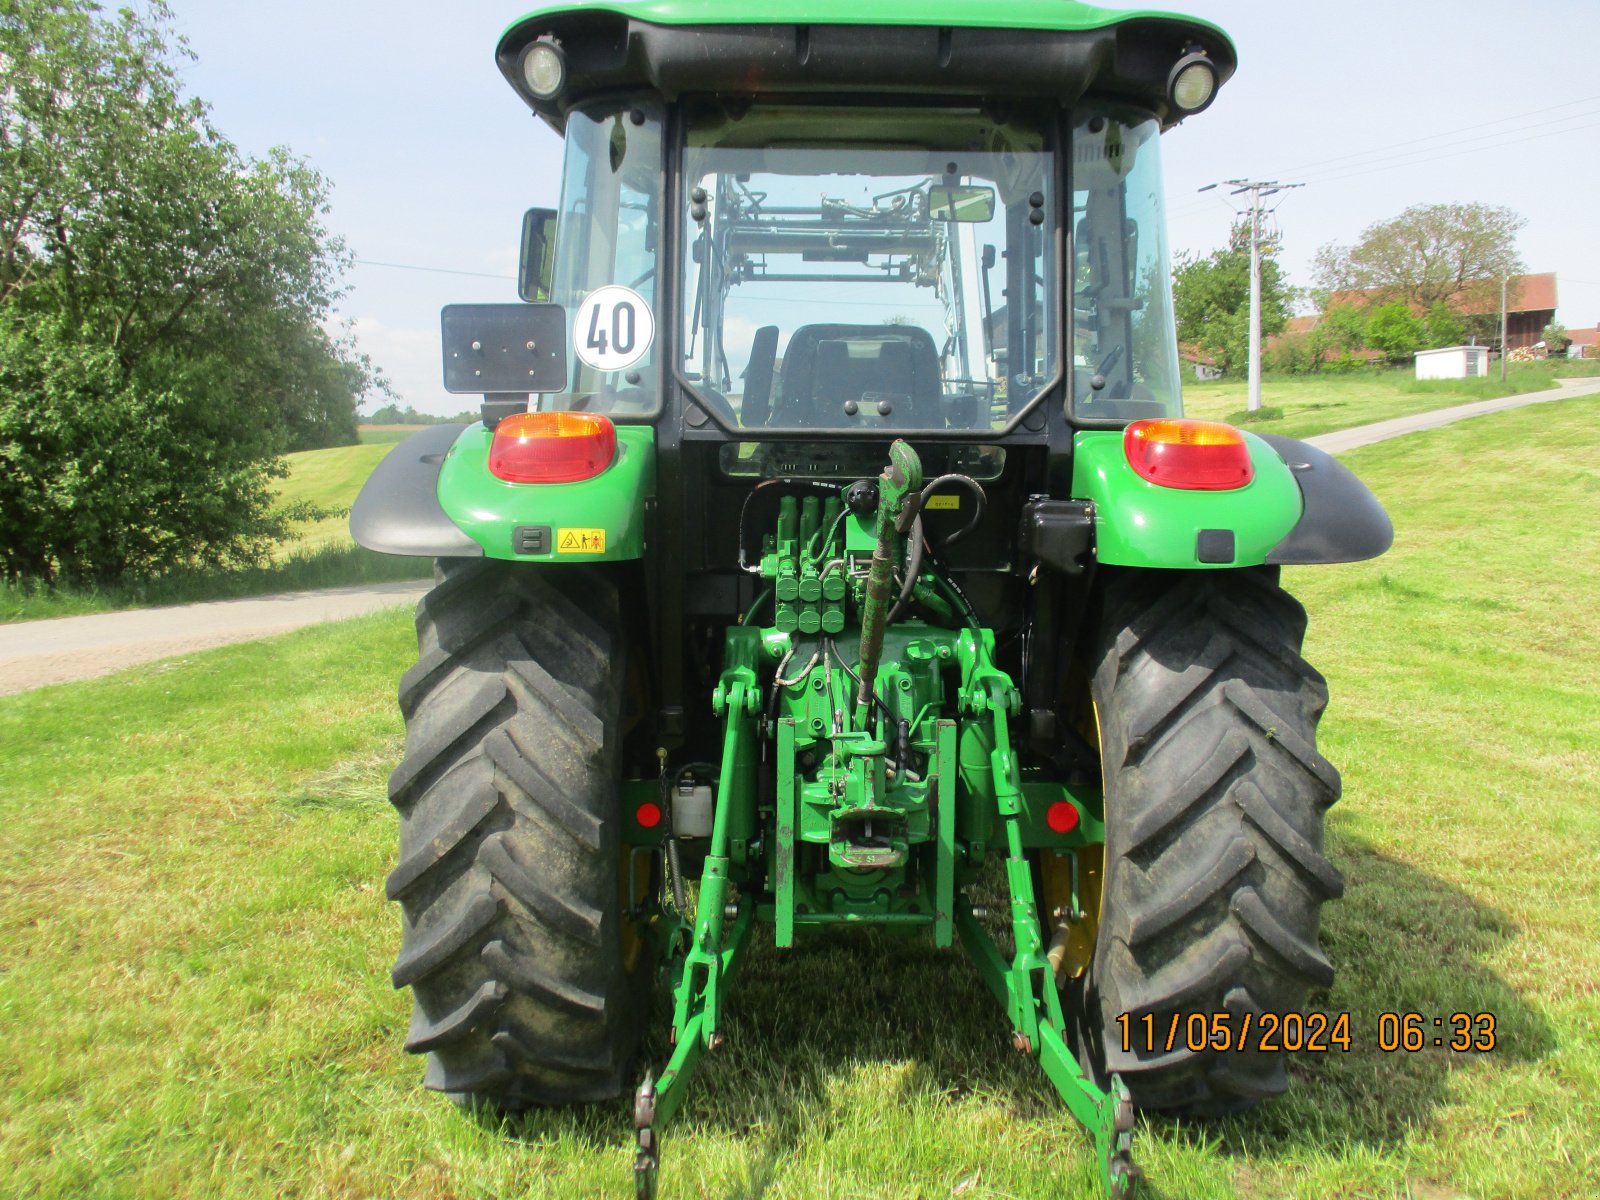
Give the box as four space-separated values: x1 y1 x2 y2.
1500 276 1509 383
1199 179 1303 412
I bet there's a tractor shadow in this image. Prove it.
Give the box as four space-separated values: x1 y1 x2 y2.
1141 831 1556 1187
486 835 1553 1197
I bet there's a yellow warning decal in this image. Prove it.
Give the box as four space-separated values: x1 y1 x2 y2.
925 494 961 510
556 527 607 554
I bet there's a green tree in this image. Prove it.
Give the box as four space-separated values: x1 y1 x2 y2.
0 0 377 582
1542 320 1571 353
1313 202 1525 312
1424 301 1467 349
1364 302 1425 363
1309 302 1367 363
1172 222 1293 377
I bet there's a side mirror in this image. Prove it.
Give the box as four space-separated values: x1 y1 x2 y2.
441 303 568 394
928 184 997 223
518 207 557 302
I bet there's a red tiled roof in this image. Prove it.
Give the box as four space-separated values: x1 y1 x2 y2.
1456 272 1557 317
1568 325 1599 347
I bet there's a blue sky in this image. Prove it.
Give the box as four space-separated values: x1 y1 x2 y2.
173 0 1600 414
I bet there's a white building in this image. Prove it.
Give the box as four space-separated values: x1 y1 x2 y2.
1415 345 1490 380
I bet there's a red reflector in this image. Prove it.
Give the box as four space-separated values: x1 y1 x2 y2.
1046 801 1080 834
635 802 663 830
1124 418 1253 491
489 411 617 483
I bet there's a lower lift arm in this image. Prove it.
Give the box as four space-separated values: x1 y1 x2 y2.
953 673 1138 1198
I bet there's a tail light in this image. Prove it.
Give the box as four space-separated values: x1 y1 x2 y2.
489 411 617 483
1123 418 1253 491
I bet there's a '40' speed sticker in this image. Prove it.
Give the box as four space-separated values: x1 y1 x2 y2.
572 285 654 373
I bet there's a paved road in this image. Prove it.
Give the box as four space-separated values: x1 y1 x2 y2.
3 378 1597 697
0 579 431 697
1305 375 1600 454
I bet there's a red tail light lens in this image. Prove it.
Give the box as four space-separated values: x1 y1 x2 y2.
1123 419 1253 490
489 412 617 483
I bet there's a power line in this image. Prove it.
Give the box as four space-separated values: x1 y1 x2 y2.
354 258 516 281
1166 102 1600 223
1196 179 1303 414
1170 113 1600 221
1270 92 1600 179
1293 115 1600 188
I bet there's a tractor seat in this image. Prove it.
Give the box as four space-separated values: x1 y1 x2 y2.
775 324 942 428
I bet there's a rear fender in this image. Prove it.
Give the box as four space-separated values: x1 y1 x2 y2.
1070 429 1302 568
436 423 655 561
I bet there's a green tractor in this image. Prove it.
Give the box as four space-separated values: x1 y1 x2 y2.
352 1 1393 1194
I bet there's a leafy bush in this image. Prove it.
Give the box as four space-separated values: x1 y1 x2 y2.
1265 333 1315 375
1172 222 1294 377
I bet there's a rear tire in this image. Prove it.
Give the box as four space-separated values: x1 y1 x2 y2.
386 558 648 1108
1086 567 1343 1114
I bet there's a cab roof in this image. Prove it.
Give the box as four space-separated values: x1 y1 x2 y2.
497 0 1236 130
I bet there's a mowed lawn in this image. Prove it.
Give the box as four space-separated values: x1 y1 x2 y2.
1 399 1598 1198
275 439 407 554
1179 367 1579 440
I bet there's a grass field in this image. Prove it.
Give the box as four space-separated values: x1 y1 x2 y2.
2 397 1597 1197
360 424 441 445
276 440 409 554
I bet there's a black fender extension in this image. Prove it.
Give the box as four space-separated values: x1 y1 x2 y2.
349 423 483 558
1258 434 1393 565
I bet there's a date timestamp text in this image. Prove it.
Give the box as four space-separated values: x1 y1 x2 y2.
1115 1010 1497 1054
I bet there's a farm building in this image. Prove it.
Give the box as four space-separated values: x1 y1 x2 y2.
1455 273 1558 352
1565 323 1598 359
1294 272 1560 354
1415 345 1490 379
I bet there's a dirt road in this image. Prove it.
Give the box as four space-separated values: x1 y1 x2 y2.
3 378 1596 697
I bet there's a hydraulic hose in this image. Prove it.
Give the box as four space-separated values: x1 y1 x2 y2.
918 473 987 546
885 514 924 625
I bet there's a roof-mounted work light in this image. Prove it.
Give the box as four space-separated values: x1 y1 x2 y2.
1167 49 1217 115
522 39 566 100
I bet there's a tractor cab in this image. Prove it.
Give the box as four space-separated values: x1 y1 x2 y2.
497 5 1227 445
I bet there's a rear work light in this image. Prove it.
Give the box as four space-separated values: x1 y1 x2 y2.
489 411 617 483
1123 418 1253 490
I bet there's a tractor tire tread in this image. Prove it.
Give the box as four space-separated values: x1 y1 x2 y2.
1090 567 1342 1114
387 559 645 1110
